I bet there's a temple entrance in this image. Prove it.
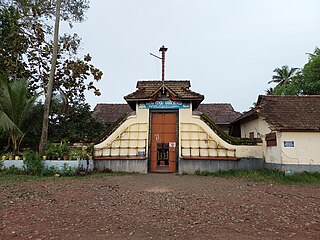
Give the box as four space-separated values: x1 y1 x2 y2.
150 112 177 173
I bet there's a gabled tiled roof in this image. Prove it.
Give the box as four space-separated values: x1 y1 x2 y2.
195 103 241 124
92 104 133 124
233 95 320 131
124 80 204 110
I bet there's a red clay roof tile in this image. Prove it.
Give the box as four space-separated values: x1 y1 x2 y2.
233 95 320 131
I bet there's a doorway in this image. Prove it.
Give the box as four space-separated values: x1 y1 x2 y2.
150 112 177 173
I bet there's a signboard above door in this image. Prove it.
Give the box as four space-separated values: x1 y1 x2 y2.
138 100 190 109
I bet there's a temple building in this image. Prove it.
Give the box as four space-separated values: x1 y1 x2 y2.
93 62 262 173
92 46 320 173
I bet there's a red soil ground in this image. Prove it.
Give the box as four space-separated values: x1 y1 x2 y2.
1 174 320 239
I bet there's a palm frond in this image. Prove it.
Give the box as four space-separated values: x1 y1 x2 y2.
269 65 299 86
0 77 40 153
265 87 274 95
0 111 21 135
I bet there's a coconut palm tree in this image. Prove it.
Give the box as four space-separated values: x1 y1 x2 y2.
265 87 274 95
268 65 300 87
306 46 320 60
0 76 41 154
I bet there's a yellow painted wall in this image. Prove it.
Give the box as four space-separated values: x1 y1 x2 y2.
240 117 320 165
95 102 263 160
264 132 282 164
179 108 263 159
241 118 271 139
94 106 149 158
240 118 282 163
280 132 320 165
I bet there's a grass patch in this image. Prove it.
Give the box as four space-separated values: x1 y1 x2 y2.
0 171 47 183
0 170 126 185
194 169 320 185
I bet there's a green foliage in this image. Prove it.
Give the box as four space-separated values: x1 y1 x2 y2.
194 169 320 185
87 143 94 156
41 166 58 176
306 46 320 60
23 150 44 175
0 170 40 184
0 159 4 170
200 114 257 145
272 73 304 95
45 143 60 159
0 1 103 103
264 87 274 95
0 171 124 185
1 0 90 23
61 163 76 176
301 54 320 95
0 77 41 154
5 165 24 175
68 149 80 160
49 101 106 142
268 65 300 86
0 6 30 80
269 47 320 96
59 141 70 156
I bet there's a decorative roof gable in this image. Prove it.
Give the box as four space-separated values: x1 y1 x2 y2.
124 80 204 110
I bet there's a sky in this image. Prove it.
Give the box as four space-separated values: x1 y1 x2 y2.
67 0 320 112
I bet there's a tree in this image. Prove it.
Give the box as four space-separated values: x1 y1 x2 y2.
0 1 103 101
48 101 106 143
268 65 300 87
301 53 320 95
0 77 41 154
0 6 30 80
266 47 320 96
306 46 320 60
265 87 274 95
272 73 304 96
39 0 62 154
0 1 103 153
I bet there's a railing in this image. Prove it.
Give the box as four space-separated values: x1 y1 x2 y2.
95 123 148 159
180 122 236 158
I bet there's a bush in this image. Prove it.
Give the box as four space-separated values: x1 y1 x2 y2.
0 160 3 170
42 166 58 176
23 150 44 175
6 165 24 175
60 163 76 176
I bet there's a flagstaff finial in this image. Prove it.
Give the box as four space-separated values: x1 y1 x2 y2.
149 45 168 82
159 45 168 82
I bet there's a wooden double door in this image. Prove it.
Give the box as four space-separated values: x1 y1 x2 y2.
150 112 177 173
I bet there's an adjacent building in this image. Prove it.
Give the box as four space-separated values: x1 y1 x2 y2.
231 95 320 172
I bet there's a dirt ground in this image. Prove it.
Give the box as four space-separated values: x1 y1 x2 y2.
1 173 320 240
